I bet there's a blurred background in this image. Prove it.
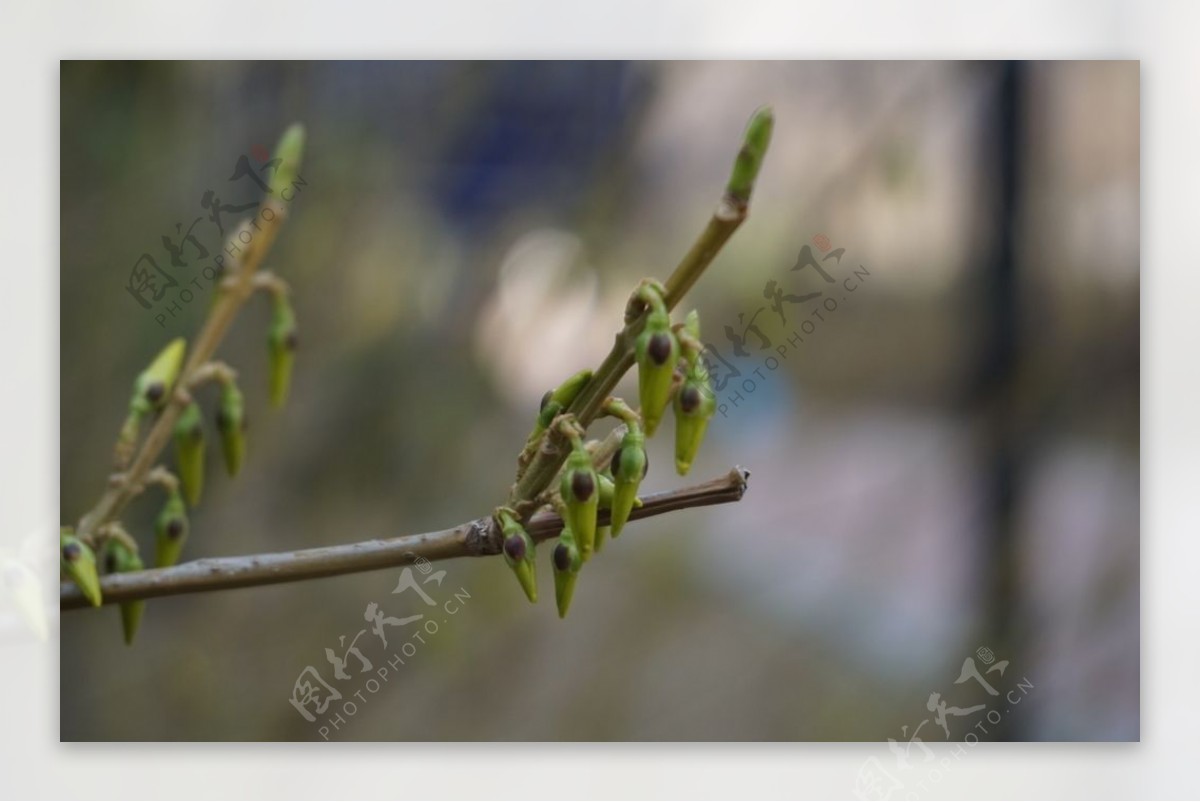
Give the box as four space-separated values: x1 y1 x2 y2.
57 61 1138 742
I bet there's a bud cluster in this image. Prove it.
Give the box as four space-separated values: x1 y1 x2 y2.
64 125 307 644
498 282 716 618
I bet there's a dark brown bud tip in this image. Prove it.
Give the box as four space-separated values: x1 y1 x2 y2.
540 389 553 413
503 535 526 561
680 385 701 413
166 519 185 539
553 543 572 572
648 332 673 365
145 381 165 404
571 471 595 502
62 542 82 561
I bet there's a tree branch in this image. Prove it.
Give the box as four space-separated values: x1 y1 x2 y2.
506 104 772 519
62 113 770 620
61 467 750 610
75 199 289 545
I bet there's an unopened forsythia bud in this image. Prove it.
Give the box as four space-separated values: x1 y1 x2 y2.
116 338 187 467
534 369 593 435
594 473 615 553
215 379 246 476
173 401 206 506
609 424 647 537
635 302 678 437
269 123 306 199
267 292 298 408
60 531 101 608
498 509 538 603
102 539 145 645
155 488 189 568
673 363 716 476
726 106 774 204
560 443 599 560
551 526 583 619
130 338 187 417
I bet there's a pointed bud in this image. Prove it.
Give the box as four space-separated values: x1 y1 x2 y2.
560 444 599 560
551 527 583 619
595 524 610 554
725 106 774 204
155 488 189 568
130 338 186 417
534 369 593 433
269 123 306 199
598 473 615 508
594 472 617 554
673 361 716 476
267 292 298 408
609 425 647 537
102 539 145 645
498 510 538 603
215 379 246 476
60 532 101 607
635 307 678 437
173 401 206 506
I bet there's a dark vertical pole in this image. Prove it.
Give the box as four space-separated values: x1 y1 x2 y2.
972 61 1024 741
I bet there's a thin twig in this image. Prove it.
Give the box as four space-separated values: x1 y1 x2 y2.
75 200 288 543
508 196 755 516
60 467 749 610
506 100 773 513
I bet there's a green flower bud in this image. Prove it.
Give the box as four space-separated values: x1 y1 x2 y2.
598 473 615 507
726 106 774 204
593 474 615 554
173 401 206 506
215 379 246 476
498 510 537 604
673 361 716 476
534 369 593 434
267 291 298 408
559 443 599 561
268 123 306 199
117 339 186 466
60 532 101 608
518 370 595 473
551 526 583 619
635 307 678 437
130 338 186 417
608 424 647 537
155 488 189 568
595 524 610 555
102 539 145 646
